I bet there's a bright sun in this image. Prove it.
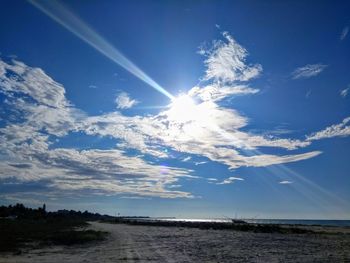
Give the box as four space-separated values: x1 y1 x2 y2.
167 94 197 122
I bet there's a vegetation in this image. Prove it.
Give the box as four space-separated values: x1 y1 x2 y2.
0 204 109 253
105 218 314 234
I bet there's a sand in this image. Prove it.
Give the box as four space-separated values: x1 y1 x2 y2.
1 221 350 262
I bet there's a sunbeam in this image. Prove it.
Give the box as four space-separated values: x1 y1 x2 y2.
28 0 174 100
239 146 349 214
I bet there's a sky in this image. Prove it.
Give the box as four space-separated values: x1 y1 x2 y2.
0 0 349 219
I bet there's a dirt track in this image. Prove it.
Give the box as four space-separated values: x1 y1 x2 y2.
1 221 350 262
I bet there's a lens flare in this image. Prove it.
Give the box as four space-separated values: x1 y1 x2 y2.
28 0 174 100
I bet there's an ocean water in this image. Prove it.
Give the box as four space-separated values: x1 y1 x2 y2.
245 219 350 227
150 218 350 227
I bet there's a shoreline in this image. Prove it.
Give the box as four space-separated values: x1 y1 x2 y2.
102 217 350 235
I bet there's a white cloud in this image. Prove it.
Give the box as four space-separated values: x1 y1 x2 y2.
307 117 350 141
167 184 182 188
1 31 332 200
75 40 317 170
0 59 69 108
0 61 5 76
199 32 262 83
115 92 138 109
0 146 194 198
292 64 327 79
81 112 169 158
0 59 192 198
202 150 321 170
188 84 259 102
120 196 151 200
195 161 207 166
279 180 292 184
182 156 192 162
207 178 217 181
340 26 349 40
216 176 244 185
340 87 349 98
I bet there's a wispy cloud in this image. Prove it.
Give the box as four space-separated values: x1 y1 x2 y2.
279 180 292 184
340 26 349 41
292 64 327 79
188 84 259 102
340 87 349 98
207 178 218 181
216 176 244 185
199 32 262 83
182 156 192 162
307 117 350 141
195 161 207 166
115 92 138 109
120 196 151 200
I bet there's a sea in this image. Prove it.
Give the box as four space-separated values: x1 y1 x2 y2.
149 218 350 227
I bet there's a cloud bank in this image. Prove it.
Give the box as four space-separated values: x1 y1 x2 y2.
1 32 344 199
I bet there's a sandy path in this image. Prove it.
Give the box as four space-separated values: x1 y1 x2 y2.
1 222 350 262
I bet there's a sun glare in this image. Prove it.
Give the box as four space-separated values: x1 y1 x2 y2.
167 94 198 122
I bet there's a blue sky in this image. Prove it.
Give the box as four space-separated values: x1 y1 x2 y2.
0 0 349 219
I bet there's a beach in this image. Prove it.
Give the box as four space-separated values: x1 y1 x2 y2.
1 221 350 263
